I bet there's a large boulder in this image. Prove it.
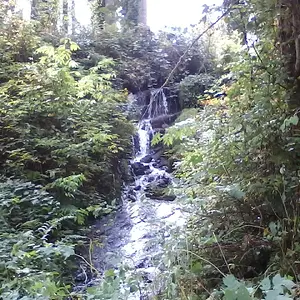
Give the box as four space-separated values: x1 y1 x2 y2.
144 177 174 201
131 162 150 176
152 149 163 161
127 188 137 202
156 178 170 188
140 154 153 164
150 113 180 129
145 193 176 201
154 195 176 201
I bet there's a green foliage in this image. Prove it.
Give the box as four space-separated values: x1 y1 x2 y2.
0 179 77 298
0 29 133 203
81 267 142 300
0 4 134 298
179 74 215 108
76 25 215 93
6 0 300 299
153 0 300 298
220 274 295 300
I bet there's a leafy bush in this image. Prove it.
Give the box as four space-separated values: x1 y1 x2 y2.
155 7 300 294
0 179 77 298
179 74 215 108
0 6 134 298
75 25 215 92
0 35 133 205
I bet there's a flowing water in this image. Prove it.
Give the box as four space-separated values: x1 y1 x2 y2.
87 89 186 298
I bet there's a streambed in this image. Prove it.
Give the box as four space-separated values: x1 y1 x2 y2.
84 89 188 298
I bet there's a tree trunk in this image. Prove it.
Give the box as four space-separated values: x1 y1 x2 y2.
138 0 147 25
278 0 300 108
67 0 76 34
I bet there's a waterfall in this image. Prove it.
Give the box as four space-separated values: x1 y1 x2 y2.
135 89 168 161
135 89 169 155
148 89 169 118
86 88 185 298
136 120 153 160
131 89 173 196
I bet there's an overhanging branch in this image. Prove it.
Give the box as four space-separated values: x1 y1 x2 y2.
160 5 235 89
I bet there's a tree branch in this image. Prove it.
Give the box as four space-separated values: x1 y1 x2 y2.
160 6 233 89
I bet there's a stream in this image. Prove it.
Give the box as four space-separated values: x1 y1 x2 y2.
87 89 186 298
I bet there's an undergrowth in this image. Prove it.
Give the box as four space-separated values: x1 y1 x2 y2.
0 3 133 298
151 1 300 295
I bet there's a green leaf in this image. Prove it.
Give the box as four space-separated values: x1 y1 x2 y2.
224 288 236 299
223 275 240 289
272 274 295 292
70 42 80 51
260 277 271 291
269 222 278 236
105 269 115 277
191 261 202 274
236 285 252 300
289 115 299 125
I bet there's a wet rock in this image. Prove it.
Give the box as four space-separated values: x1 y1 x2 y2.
145 176 170 193
161 195 176 201
214 91 227 98
140 154 153 163
136 260 147 269
156 178 170 188
142 267 160 283
152 149 163 161
128 194 137 202
144 180 175 200
144 169 152 175
145 191 168 200
128 188 136 195
131 162 150 176
133 135 140 155
160 166 169 172
75 270 87 282
153 128 166 135
127 188 137 202
147 176 155 183
150 113 179 129
157 157 169 168
150 195 176 201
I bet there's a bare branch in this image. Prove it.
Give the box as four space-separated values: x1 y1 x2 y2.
160 6 234 89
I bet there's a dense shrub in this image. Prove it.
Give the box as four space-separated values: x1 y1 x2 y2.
179 74 215 107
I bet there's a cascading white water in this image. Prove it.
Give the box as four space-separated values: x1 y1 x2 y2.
88 88 186 299
135 89 168 160
148 89 169 118
134 89 171 186
135 119 153 160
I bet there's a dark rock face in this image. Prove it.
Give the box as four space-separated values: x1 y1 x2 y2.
156 195 176 201
140 155 153 164
145 193 176 201
144 175 175 201
157 157 169 168
127 188 137 202
131 162 150 176
156 178 170 188
152 149 164 161
153 128 166 135
132 135 140 155
150 113 180 129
